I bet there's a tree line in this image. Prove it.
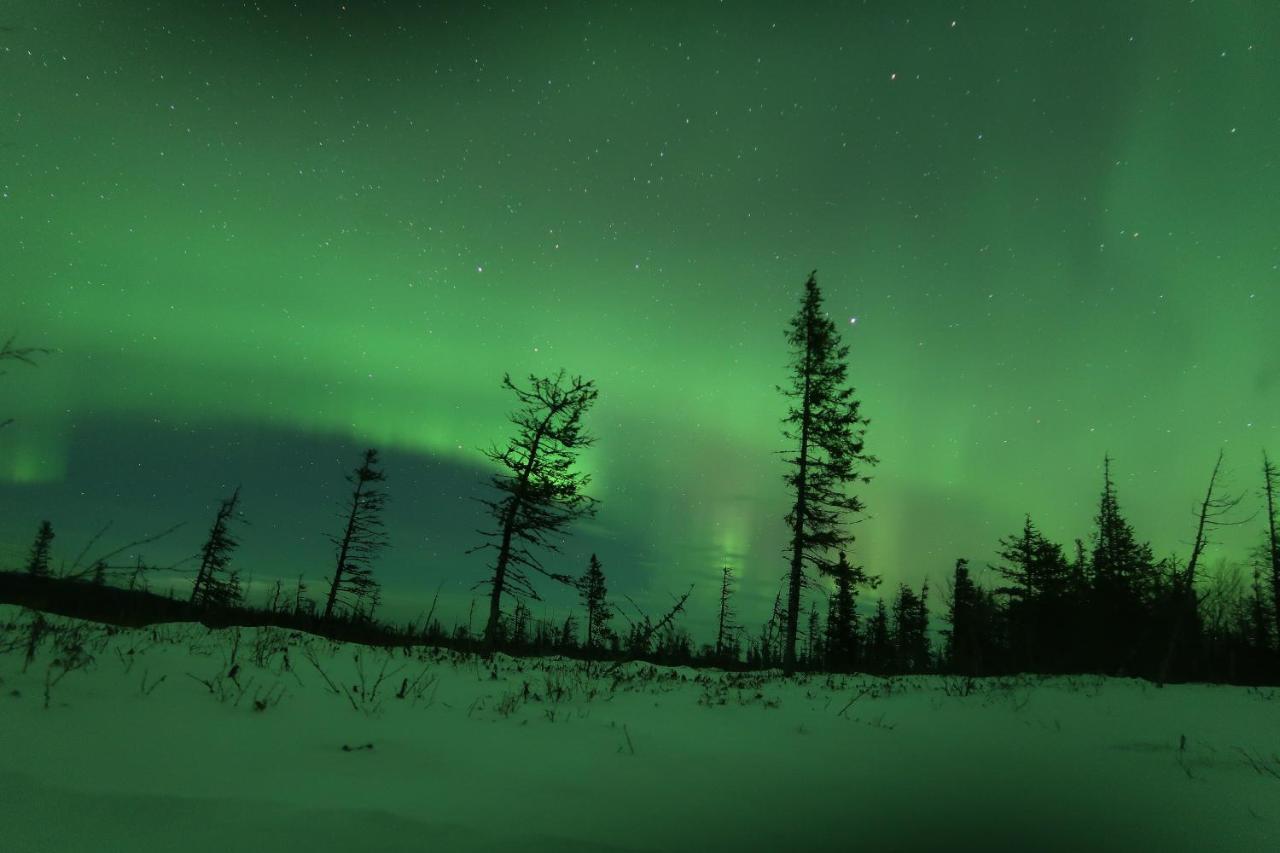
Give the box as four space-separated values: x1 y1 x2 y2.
5 274 1278 684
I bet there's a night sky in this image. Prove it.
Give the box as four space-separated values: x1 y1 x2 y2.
2 1 1276 635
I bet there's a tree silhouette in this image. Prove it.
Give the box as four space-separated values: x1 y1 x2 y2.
1087 455 1158 672
1262 451 1280 649
780 271 876 674
944 558 979 673
474 370 598 650
578 553 612 656
826 550 870 671
892 581 931 673
864 598 891 674
190 488 245 609
1156 450 1245 684
323 448 388 621
714 566 740 663
25 520 54 577
993 515 1077 671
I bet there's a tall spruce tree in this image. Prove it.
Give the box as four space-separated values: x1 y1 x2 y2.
25 521 54 577
474 371 598 650
1262 451 1280 649
190 488 245 609
323 448 388 621
944 558 980 674
780 271 877 674
1088 455 1158 671
579 553 612 656
715 566 740 662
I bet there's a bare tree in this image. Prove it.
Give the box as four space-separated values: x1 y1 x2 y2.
1157 450 1247 685
473 371 598 650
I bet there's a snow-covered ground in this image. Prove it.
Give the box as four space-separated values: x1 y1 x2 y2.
1 606 1277 853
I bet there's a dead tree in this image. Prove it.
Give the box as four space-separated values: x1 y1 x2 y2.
1157 450 1246 685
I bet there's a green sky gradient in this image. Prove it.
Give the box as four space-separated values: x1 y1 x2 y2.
2 1 1277 633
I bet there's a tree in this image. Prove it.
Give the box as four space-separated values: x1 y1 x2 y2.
826 550 870 671
474 371 598 650
892 581 931 673
943 558 995 675
993 515 1077 671
25 521 54 577
780 271 877 674
1262 451 1280 650
323 448 388 621
578 553 612 656
864 598 892 674
806 601 822 669
714 566 740 663
1087 455 1159 672
1156 450 1245 684
1 335 52 430
190 488 245 609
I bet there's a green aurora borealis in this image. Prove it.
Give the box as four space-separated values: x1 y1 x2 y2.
2 1 1277 631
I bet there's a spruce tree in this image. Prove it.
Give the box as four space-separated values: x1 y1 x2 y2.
715 566 739 663
827 550 868 671
892 582 931 673
474 371 598 650
323 448 388 621
780 271 877 674
994 515 1075 671
865 598 891 674
25 521 54 577
1088 455 1158 671
806 601 822 668
1262 451 1280 649
190 488 245 609
944 558 978 673
578 553 612 656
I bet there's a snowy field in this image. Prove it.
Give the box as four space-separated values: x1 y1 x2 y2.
1 606 1277 853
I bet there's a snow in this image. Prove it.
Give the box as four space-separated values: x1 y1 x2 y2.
1 606 1277 852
